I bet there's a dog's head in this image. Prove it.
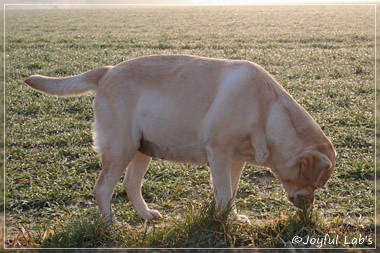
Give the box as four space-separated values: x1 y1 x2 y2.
276 143 336 210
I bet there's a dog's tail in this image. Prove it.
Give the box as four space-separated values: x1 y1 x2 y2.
23 66 111 97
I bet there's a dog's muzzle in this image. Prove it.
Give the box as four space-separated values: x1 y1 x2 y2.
288 192 315 210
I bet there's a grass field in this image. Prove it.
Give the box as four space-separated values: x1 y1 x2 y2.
4 5 375 248
1 9 4 249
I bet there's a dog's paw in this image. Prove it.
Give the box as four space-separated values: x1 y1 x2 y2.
232 214 251 224
111 218 121 226
138 209 162 221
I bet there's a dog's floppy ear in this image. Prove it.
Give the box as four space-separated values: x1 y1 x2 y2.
299 150 333 188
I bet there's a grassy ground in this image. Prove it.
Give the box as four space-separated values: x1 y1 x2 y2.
376 4 380 251
1 9 5 249
5 6 375 248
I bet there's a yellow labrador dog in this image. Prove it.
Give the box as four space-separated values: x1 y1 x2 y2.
24 55 336 222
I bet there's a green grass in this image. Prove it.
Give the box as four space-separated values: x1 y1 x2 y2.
14 198 339 248
375 5 380 250
0 9 4 250
5 6 375 248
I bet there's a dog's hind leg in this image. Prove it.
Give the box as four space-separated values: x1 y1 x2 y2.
123 152 162 220
93 141 137 224
92 96 140 224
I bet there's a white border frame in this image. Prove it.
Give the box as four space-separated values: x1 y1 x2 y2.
2 2 377 250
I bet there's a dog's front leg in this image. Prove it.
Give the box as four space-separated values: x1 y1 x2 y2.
230 160 250 221
207 147 234 214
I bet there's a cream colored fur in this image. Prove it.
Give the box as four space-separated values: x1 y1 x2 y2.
24 55 336 222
